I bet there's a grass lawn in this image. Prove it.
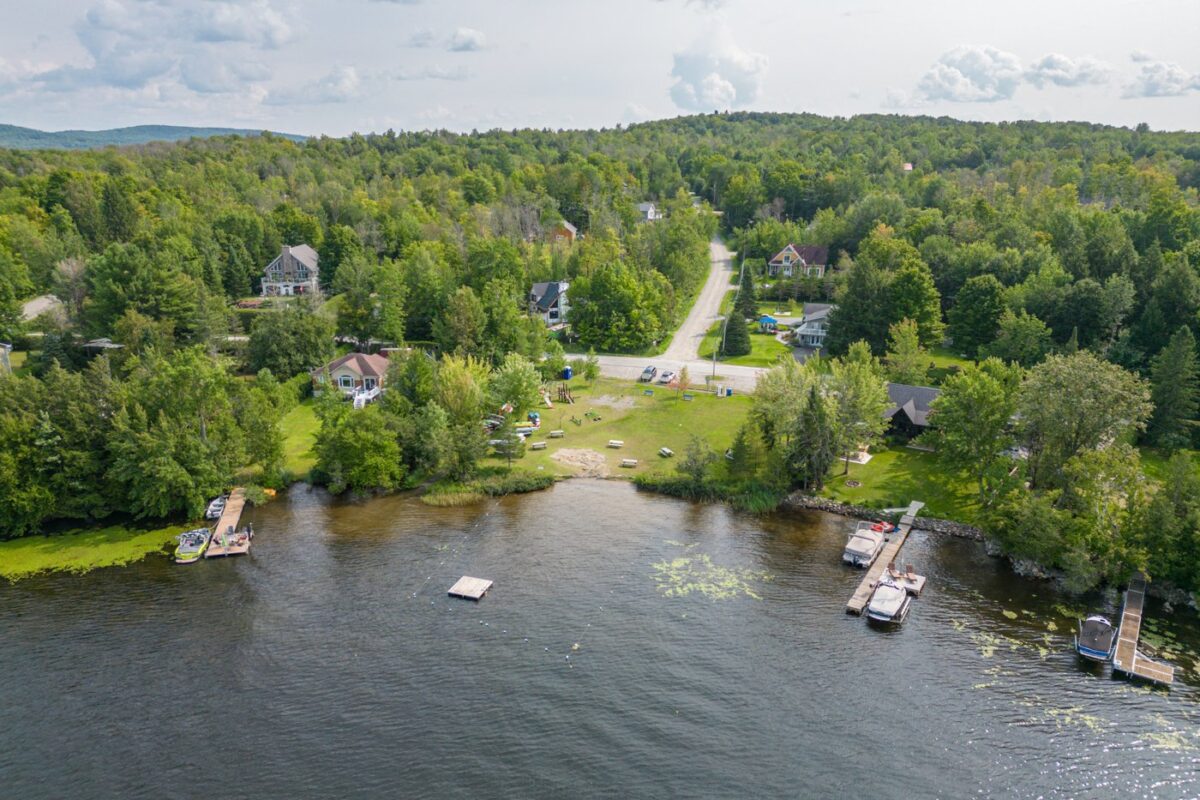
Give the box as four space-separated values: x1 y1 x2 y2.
697 295 793 368
280 399 320 478
493 376 752 478
820 445 980 523
9 349 30 376
1137 447 1200 483
0 521 183 581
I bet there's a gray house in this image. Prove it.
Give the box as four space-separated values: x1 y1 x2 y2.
529 281 570 326
884 383 941 438
262 244 320 297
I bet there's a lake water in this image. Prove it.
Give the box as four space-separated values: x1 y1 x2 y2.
2 480 1199 798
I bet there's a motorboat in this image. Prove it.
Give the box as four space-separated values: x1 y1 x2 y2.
1075 614 1117 662
205 495 228 520
843 522 885 568
866 578 912 624
174 528 212 564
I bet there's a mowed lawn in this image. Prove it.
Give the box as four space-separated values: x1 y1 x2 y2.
499 377 752 478
281 399 320 477
820 445 980 523
697 295 793 368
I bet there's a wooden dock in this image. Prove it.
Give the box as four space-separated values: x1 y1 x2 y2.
1112 572 1174 686
205 488 251 558
448 576 493 601
846 501 925 616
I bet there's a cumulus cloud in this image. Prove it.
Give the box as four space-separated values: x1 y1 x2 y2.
1122 60 1200 97
448 28 486 52
265 66 361 105
1025 53 1110 88
407 28 436 48
1130 50 1153 63
669 26 767 111
31 0 290 94
917 46 1023 102
393 65 470 81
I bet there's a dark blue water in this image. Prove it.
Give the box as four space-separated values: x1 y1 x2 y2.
2 480 1198 798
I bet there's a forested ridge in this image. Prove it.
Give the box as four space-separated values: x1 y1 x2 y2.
2 111 1200 594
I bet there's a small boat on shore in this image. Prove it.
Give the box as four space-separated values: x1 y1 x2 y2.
174 528 212 564
843 522 886 568
866 578 913 624
205 495 228 520
1075 614 1117 662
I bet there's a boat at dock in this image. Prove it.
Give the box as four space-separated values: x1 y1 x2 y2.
174 528 212 564
1074 614 1117 662
843 522 888 568
205 524 253 558
205 495 228 520
866 578 912 624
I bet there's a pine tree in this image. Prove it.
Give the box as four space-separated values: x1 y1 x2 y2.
786 385 837 491
721 315 751 356
735 266 757 320
1148 326 1199 451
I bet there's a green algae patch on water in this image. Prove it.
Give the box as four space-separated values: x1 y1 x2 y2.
651 553 771 601
0 523 180 581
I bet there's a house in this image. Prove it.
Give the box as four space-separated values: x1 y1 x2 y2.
902 162 914 172
529 281 570 326
636 202 661 223
312 352 389 405
550 220 577 244
766 244 830 278
883 382 941 439
786 303 835 349
261 244 320 297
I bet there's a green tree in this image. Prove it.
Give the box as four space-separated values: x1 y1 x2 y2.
248 303 335 377
824 258 891 354
883 318 928 385
1018 352 1152 490
948 274 1005 357
735 265 757 320
828 355 889 472
435 286 488 357
100 178 139 243
1146 326 1199 451
889 261 945 347
984 311 1051 367
491 353 541 415
677 435 716 483
314 405 406 495
491 413 526 470
721 316 751 356
785 384 837 491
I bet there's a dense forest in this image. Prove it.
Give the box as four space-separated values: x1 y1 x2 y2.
2 112 1200 594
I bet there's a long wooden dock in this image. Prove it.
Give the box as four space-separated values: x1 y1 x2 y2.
846 501 925 615
1112 572 1174 686
205 488 251 558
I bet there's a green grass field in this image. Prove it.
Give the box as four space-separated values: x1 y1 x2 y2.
697 295 794 368
0 521 183 581
496 377 752 478
820 445 980 523
281 399 320 477
9 349 32 376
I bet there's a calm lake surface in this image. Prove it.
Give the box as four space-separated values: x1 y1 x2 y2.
2 480 1199 799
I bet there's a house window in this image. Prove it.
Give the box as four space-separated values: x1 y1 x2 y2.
364 378 377 390
338 375 355 390
296 267 309 280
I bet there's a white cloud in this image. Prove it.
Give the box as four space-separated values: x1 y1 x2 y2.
669 25 767 111
622 103 654 123
407 28 436 48
917 46 1023 103
190 1 291 48
265 66 361 105
1025 53 1111 88
1122 60 1200 97
448 28 486 52
180 56 271 94
1130 50 1154 63
393 65 469 81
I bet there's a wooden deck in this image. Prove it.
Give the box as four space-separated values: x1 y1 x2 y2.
1112 573 1174 686
846 501 925 616
205 488 251 558
448 576 493 601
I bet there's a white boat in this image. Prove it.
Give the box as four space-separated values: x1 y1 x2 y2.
866 579 912 623
205 495 227 520
1075 614 1116 662
843 522 886 568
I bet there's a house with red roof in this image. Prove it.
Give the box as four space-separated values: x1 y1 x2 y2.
312 352 389 406
766 244 830 279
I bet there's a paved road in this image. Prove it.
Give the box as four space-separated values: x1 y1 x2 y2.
661 237 735 361
594 237 767 393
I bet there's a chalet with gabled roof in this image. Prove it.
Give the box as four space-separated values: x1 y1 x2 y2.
767 244 829 278
262 244 320 297
529 281 570 326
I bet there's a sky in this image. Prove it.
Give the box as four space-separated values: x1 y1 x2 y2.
1 0 1199 135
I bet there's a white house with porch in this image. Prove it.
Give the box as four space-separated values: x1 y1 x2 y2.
787 303 835 349
312 352 389 407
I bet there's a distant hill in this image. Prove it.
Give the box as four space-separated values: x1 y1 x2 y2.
0 124 307 150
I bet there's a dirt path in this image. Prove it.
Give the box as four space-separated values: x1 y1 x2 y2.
551 448 609 477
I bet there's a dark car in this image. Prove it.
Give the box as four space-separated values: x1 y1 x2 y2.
639 365 658 382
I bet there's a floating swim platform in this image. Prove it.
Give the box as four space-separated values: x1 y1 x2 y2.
448 576 493 601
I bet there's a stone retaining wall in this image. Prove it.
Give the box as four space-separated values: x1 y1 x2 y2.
781 493 986 541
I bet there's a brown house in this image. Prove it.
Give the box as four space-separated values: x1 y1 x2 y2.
262 244 320 297
550 220 578 244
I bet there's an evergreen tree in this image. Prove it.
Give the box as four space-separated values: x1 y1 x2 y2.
1147 326 1199 451
890 261 945 347
786 385 837 491
824 258 891 354
100 178 138 243
735 266 757 320
721 315 751 356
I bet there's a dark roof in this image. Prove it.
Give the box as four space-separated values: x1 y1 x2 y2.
802 303 834 322
530 281 568 311
884 383 941 427
317 352 389 379
769 243 830 265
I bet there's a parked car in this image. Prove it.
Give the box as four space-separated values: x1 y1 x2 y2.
639 365 657 382
656 370 676 384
